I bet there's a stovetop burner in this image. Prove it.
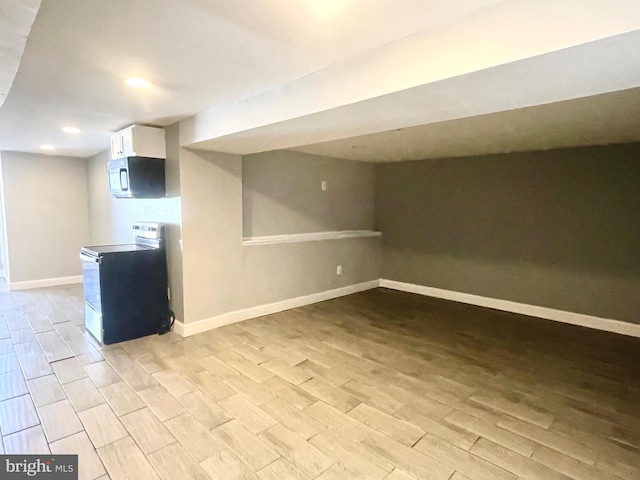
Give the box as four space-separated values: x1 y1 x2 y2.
81 244 155 255
80 222 165 257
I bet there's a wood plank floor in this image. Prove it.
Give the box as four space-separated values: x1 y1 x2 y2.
0 284 638 479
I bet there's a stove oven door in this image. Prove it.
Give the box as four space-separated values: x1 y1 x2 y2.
79 252 103 343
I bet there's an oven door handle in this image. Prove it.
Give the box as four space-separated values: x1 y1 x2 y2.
79 252 100 263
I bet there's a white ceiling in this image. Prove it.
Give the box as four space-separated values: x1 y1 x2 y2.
0 0 40 108
292 87 640 161
1 0 640 161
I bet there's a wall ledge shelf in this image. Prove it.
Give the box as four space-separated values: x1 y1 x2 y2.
243 230 382 246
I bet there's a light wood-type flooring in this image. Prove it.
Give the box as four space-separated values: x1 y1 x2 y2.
0 284 639 480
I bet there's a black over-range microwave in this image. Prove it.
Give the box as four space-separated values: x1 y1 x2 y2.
108 156 166 198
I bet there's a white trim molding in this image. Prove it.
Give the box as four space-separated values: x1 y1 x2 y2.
379 279 640 338
242 230 381 246
10 275 83 291
173 278 640 339
174 280 379 337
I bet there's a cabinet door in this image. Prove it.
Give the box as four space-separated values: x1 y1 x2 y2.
120 126 135 156
110 125 165 160
110 133 123 159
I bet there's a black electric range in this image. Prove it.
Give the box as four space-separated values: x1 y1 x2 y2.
79 222 169 345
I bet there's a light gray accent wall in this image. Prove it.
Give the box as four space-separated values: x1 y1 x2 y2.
243 150 375 236
163 123 184 321
179 147 380 323
243 238 380 307
376 143 640 324
85 123 184 320
0 151 90 283
180 148 245 320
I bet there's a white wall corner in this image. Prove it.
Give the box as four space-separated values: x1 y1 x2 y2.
379 279 640 338
172 319 185 337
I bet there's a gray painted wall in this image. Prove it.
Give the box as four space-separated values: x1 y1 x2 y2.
243 238 380 308
376 143 640 324
181 147 380 322
179 148 245 320
243 150 375 236
1 151 90 283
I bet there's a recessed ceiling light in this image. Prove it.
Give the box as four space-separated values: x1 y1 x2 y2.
124 77 151 88
62 126 81 134
40 144 55 151
307 1 349 21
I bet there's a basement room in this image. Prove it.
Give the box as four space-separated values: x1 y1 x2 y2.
0 1 638 479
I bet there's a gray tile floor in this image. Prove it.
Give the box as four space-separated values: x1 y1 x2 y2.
0 284 639 479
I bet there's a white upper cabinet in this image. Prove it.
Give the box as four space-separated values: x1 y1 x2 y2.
110 125 166 160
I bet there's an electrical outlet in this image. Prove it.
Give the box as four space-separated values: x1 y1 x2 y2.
336 265 342 275
321 180 327 191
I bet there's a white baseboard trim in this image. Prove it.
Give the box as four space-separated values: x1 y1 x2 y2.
10 275 83 291
380 279 640 338
173 278 640 339
174 280 380 337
